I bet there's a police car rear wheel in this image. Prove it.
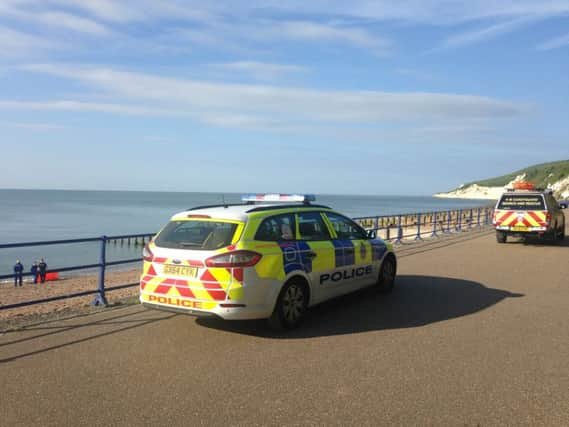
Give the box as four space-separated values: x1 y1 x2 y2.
496 231 507 244
268 280 308 330
377 255 396 294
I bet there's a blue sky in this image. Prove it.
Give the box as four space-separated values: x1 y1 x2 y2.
0 0 567 195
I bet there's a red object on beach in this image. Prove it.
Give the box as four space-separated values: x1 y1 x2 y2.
45 272 59 281
512 181 536 190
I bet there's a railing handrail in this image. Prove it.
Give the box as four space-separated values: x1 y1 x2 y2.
352 204 493 221
0 232 157 311
0 232 155 249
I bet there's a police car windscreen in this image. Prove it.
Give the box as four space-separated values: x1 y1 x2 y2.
155 220 237 250
498 195 545 210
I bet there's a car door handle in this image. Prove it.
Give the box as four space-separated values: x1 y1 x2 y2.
305 251 318 259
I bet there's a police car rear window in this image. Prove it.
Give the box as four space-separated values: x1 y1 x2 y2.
155 220 237 250
498 195 545 210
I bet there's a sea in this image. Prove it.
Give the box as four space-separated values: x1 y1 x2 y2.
0 189 489 278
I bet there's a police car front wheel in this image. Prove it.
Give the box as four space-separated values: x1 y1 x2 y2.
268 279 308 330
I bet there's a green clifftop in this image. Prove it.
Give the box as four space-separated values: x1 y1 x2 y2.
436 160 569 200
464 160 569 189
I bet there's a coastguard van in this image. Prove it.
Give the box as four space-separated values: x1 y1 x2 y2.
493 183 566 243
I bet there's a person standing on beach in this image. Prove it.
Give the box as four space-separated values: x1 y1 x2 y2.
38 258 48 283
14 260 24 287
31 262 39 284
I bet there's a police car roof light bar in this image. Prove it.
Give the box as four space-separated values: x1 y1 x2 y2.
241 194 316 204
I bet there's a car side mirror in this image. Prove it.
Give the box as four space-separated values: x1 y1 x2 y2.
367 229 376 239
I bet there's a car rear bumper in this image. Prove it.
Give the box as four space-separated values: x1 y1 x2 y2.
495 227 553 238
139 293 273 320
142 302 221 318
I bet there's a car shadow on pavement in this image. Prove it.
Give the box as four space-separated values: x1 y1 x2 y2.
197 275 524 338
521 236 569 247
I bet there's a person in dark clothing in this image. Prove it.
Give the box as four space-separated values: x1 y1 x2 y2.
38 258 48 283
31 262 39 284
14 260 24 287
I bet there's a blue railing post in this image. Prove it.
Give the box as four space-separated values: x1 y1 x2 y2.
93 235 109 306
485 208 490 225
431 212 438 237
394 215 403 244
477 208 481 227
415 213 423 241
446 210 451 233
457 209 462 231
469 209 473 229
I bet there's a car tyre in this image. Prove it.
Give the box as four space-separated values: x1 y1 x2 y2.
557 223 565 242
496 231 507 244
377 254 396 294
268 279 308 330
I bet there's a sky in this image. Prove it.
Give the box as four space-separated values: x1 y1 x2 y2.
0 0 567 196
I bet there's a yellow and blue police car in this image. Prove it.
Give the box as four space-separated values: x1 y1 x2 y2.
140 194 397 329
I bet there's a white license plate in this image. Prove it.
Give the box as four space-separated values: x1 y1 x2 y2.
163 265 198 278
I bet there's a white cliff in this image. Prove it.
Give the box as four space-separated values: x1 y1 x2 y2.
434 173 569 200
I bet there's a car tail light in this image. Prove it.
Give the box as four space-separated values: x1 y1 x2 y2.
492 212 497 224
205 250 262 267
545 212 552 224
142 244 154 262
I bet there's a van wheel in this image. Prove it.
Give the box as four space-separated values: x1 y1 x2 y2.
377 255 396 294
268 279 308 330
496 231 507 244
557 223 565 241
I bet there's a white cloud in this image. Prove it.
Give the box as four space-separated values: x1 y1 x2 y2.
537 32 569 50
13 65 527 131
279 21 390 51
46 1 569 26
0 26 61 56
47 0 143 23
211 61 309 79
257 1 569 24
438 16 540 49
0 99 185 116
0 120 65 130
3 1 565 60
37 12 112 36
158 19 390 56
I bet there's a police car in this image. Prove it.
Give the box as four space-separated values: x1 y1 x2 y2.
140 194 397 329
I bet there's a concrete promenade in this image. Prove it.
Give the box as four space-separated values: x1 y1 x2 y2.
1 216 568 426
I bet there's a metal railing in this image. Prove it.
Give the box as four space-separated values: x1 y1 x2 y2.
0 233 155 311
0 205 494 312
353 206 494 243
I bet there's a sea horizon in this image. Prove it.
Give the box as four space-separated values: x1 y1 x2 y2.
0 189 490 277
0 187 441 198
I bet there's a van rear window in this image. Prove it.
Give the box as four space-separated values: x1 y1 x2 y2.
155 220 238 250
498 195 545 210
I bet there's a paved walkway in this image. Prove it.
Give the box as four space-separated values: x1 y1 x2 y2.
1 218 568 426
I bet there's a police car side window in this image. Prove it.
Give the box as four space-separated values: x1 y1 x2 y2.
297 211 331 241
325 213 367 240
255 214 296 241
